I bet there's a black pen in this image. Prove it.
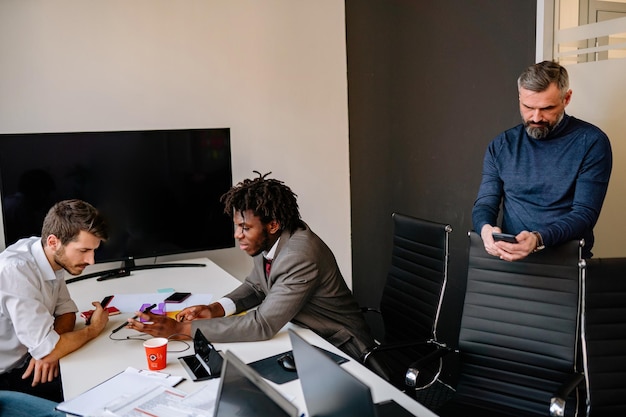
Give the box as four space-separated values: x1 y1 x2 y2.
111 303 157 334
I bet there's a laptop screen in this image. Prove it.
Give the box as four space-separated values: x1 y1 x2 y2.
213 350 299 417
289 330 379 417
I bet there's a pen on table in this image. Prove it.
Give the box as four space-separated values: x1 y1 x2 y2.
111 303 157 334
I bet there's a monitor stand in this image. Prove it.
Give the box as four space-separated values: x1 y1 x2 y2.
66 257 206 284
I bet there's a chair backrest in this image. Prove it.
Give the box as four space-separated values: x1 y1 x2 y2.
454 231 584 416
379 213 452 344
583 257 626 416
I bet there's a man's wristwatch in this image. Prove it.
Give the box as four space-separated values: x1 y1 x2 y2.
531 231 545 252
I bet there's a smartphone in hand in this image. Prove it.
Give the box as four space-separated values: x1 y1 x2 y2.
83 295 116 324
492 232 518 243
100 295 114 308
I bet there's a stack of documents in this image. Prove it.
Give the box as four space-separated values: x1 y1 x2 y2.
56 367 220 417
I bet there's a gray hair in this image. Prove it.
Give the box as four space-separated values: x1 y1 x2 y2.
517 60 569 98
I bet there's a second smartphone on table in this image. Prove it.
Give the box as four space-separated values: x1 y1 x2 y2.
164 292 192 303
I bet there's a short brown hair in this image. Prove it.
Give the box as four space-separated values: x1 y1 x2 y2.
41 199 108 245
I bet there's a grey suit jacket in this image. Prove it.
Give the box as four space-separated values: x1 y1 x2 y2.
191 223 375 359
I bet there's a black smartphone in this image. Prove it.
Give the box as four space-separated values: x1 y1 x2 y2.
100 295 114 308
164 292 192 303
85 295 114 325
492 232 518 243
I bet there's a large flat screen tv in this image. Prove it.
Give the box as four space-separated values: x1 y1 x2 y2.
0 128 234 271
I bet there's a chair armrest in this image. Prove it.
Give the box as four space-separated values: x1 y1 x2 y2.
549 372 585 417
360 306 385 343
361 339 434 365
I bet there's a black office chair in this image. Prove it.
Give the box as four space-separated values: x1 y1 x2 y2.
583 257 626 416
360 213 453 406
415 231 586 417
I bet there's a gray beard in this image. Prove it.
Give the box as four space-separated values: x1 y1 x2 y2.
525 125 550 139
524 112 565 139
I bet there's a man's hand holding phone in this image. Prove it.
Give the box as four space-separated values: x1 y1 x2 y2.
82 295 119 324
482 226 538 262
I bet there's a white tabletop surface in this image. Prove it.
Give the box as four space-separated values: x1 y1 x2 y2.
61 257 439 417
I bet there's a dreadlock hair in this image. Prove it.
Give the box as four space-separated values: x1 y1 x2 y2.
220 171 303 234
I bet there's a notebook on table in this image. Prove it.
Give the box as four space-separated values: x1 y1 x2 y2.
213 350 299 417
289 329 417 417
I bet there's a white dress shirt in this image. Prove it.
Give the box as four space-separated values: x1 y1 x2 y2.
0 237 78 373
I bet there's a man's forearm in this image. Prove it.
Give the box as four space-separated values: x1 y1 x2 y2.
54 312 76 334
44 325 102 363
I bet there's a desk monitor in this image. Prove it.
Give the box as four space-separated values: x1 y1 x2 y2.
289 330 416 417
213 350 299 417
0 128 234 265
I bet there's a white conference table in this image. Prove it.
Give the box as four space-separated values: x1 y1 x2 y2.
61 257 439 417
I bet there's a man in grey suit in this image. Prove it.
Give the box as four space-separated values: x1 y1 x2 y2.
129 172 377 362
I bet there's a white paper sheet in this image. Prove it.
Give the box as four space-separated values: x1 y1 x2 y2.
107 293 213 314
56 367 185 417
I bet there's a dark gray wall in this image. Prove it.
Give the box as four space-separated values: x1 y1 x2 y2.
346 0 536 382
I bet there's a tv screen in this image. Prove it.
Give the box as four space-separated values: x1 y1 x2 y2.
0 128 234 263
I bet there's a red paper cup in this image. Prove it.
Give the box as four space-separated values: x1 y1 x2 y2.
143 337 168 370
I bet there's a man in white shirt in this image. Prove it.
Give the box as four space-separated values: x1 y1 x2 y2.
0 199 110 402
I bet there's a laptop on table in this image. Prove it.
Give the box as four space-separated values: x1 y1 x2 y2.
213 350 299 417
289 329 417 417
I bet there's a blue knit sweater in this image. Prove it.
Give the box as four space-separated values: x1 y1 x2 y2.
472 114 612 258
